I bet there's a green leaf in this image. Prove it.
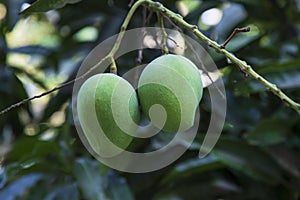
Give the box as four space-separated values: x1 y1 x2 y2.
44 183 79 200
9 65 48 90
21 0 82 14
0 68 30 134
73 158 106 200
266 145 300 179
42 66 79 121
7 137 60 163
160 155 224 185
212 137 284 185
0 173 43 200
179 0 201 13
245 118 287 145
107 172 135 200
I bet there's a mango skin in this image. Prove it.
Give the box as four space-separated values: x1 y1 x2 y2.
77 73 140 157
138 54 203 132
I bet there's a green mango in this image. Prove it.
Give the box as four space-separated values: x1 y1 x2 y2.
138 54 203 132
77 73 140 157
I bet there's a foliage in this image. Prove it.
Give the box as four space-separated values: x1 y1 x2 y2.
0 0 300 199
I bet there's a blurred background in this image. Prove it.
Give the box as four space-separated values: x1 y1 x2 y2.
0 0 300 199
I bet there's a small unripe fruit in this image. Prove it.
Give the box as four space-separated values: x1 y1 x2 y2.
138 54 203 132
77 73 140 157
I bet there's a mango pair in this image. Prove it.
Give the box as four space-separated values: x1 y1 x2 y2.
77 54 203 155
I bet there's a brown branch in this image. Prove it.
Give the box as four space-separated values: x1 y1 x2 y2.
128 0 135 7
220 27 250 49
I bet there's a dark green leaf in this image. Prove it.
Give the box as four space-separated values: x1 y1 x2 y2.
44 183 79 200
21 0 82 14
8 137 60 162
160 155 224 185
73 158 106 200
213 137 284 185
245 118 287 145
107 172 135 200
0 173 43 200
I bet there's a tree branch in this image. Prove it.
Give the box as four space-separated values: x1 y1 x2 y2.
143 0 300 114
1 0 299 115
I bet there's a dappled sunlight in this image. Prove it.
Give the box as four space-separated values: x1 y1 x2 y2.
201 8 223 26
0 3 7 20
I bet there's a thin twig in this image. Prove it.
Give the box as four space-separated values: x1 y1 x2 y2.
145 10 153 24
0 81 73 115
0 56 110 115
137 6 147 64
157 13 169 54
220 27 251 49
128 0 135 7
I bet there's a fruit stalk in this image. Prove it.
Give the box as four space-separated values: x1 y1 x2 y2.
157 12 169 54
